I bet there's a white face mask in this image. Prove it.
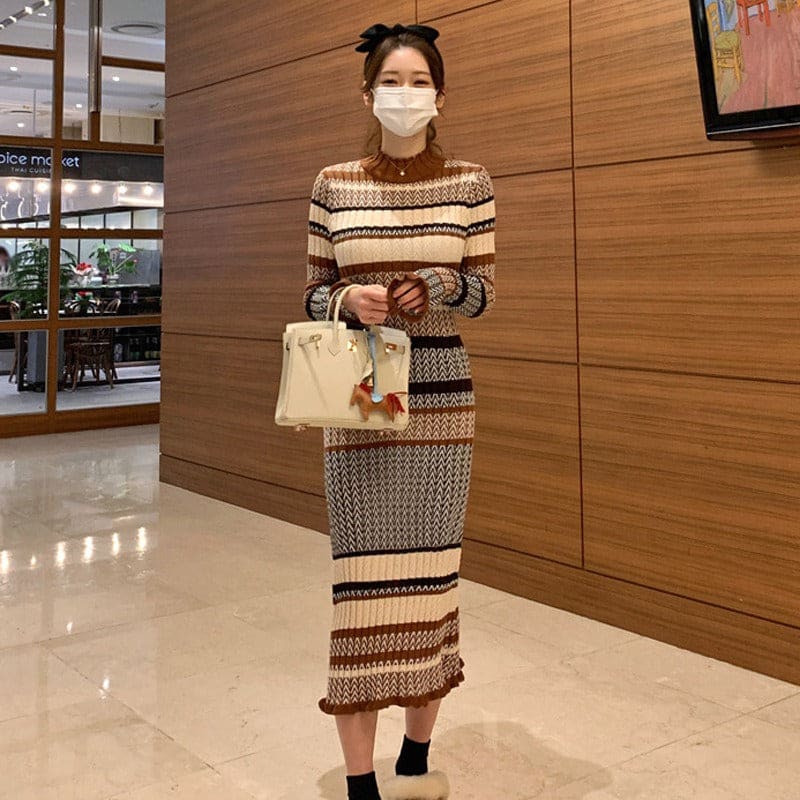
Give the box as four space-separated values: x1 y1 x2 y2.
372 86 438 138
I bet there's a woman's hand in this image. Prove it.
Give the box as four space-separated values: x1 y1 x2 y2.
390 277 427 315
343 284 390 325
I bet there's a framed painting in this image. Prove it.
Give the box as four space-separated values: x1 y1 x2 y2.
689 0 800 138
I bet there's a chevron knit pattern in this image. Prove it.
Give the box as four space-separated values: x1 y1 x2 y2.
305 147 495 715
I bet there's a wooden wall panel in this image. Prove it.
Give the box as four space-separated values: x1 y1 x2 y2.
161 455 328 533
160 333 325 495
576 148 800 381
167 47 367 212
432 0 572 174
571 0 751 165
461 538 800 686
419 0 496 21
163 200 307 340
166 0 413 96
459 171 577 363
468 357 582 564
582 366 800 626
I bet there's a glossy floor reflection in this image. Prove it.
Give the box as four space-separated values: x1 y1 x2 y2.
1 425 799 799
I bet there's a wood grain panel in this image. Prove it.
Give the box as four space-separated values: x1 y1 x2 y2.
163 200 307 340
459 171 576 362
572 0 751 164
468 356 581 564
167 47 368 211
431 0 571 173
419 0 495 20
576 149 800 380
581 366 800 626
461 538 800 686
160 333 325 495
166 0 413 96
160 455 328 534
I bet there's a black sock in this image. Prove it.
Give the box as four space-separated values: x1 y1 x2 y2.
346 770 381 800
395 734 430 776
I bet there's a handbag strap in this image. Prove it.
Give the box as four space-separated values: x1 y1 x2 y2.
326 283 360 353
326 284 359 322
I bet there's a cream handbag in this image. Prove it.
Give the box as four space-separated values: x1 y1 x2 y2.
274 284 411 430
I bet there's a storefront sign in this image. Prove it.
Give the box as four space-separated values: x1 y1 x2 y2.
0 147 163 181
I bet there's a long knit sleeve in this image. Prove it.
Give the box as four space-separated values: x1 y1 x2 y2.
413 166 496 318
303 171 356 322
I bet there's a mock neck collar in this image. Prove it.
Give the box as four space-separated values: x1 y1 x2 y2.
360 144 446 184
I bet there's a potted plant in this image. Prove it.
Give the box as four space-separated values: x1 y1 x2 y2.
0 241 76 318
90 243 138 285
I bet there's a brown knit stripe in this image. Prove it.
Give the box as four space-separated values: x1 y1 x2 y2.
324 437 473 453
462 254 493 269
331 610 459 640
335 230 466 245
338 260 461 278
318 663 465 715
410 405 475 415
308 254 337 269
329 635 459 668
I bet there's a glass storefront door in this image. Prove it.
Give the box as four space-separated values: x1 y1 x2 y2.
0 0 164 435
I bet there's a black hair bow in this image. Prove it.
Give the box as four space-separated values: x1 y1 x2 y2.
355 23 440 53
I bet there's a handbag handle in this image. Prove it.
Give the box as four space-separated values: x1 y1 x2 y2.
326 283 360 354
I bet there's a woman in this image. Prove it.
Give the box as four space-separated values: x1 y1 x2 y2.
303 23 496 800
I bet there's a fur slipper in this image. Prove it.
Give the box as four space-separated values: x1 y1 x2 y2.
382 770 450 800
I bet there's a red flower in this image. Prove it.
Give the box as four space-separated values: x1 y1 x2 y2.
76 262 93 273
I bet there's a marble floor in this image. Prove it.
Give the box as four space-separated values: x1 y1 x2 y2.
1 425 799 800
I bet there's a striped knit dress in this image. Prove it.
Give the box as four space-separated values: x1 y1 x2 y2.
302 144 496 715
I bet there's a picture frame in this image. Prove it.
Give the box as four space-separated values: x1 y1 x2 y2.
688 0 800 139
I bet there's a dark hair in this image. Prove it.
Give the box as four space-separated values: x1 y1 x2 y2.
0 247 9 258
361 32 446 156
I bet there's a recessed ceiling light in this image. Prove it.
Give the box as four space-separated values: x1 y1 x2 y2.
36 181 49 192
117 185 128 194
90 183 102 194
112 75 121 82
9 66 18 72
16 122 24 128
75 103 83 109
64 182 76 194
8 181 20 191
110 21 164 36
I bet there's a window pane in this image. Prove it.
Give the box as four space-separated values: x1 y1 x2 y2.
63 0 89 139
102 0 164 63
0 1 55 50
57 323 160 409
0 55 53 137
0 328 47 415
0 147 51 226
101 66 164 145
61 150 163 226
59 238 160 318
0 237 55 319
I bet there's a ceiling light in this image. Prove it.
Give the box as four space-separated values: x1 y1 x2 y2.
64 182 76 194
75 103 83 109
112 75 121 82
90 183 102 194
25 6 34 13
110 21 164 36
143 184 154 196
16 122 24 128
117 184 127 194
10 66 18 72
8 181 20 191
36 181 49 192
37 11 47 16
